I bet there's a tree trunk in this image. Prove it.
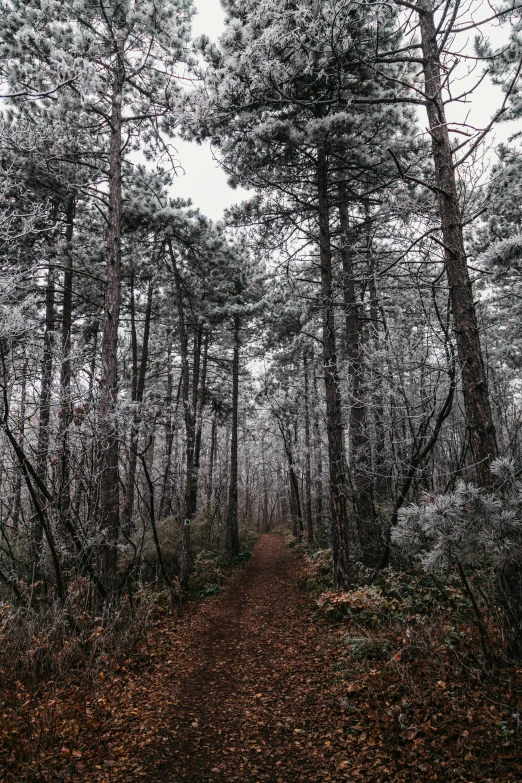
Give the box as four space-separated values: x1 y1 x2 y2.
417 0 522 656
143 415 156 516
122 278 153 530
206 413 217 510
12 353 28 531
169 241 193 600
261 433 269 533
316 143 351 588
312 360 324 534
159 338 177 519
82 324 99 527
279 418 303 537
33 266 55 567
417 0 497 486
179 518 191 605
130 270 138 403
185 326 207 520
303 352 314 543
98 56 125 602
368 271 387 496
224 313 240 557
189 330 208 515
57 195 75 534
338 189 379 565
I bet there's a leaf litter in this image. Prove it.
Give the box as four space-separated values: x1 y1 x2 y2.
1 534 521 781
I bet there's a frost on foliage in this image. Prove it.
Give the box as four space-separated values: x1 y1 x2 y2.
392 459 522 573
478 235 522 271
0 270 37 343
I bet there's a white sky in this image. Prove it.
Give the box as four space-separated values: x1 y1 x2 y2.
171 0 252 221
172 0 519 221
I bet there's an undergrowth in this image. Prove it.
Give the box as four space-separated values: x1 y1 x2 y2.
300 545 522 780
0 528 259 709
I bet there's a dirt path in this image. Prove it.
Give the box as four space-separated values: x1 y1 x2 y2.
144 533 342 782
6 533 521 782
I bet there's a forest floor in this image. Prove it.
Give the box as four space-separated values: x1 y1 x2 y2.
2 533 522 782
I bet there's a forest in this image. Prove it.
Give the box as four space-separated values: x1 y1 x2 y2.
0 0 522 780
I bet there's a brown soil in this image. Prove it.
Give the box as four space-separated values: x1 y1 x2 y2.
144 532 342 782
4 533 521 782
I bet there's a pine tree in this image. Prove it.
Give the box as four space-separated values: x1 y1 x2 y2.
185 0 416 585
1 0 195 601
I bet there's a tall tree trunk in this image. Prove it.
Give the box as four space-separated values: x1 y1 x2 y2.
312 360 324 534
184 325 206 520
417 0 497 486
122 278 153 530
159 338 177 519
303 352 314 543
206 412 217 510
143 414 156 516
368 271 387 496
316 143 351 588
224 313 240 557
33 266 55 567
12 352 28 531
187 330 208 517
279 480 289 528
130 270 138 402
169 241 193 601
417 0 521 657
98 56 125 602
83 324 99 528
122 269 138 530
338 188 379 565
58 195 75 535
261 433 269 533
279 419 303 537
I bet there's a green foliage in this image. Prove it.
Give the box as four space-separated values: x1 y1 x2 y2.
191 551 225 595
276 529 302 551
198 583 222 599
300 548 332 592
238 525 260 553
316 569 471 629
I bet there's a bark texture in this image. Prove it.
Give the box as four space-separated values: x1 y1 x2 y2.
170 243 193 601
122 278 153 530
57 195 75 533
224 313 240 558
303 352 314 543
34 266 55 565
98 55 125 602
338 190 379 565
417 0 497 486
417 0 522 656
317 144 351 588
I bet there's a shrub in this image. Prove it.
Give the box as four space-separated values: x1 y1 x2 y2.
238 525 260 552
0 582 155 684
198 583 222 599
392 457 522 659
191 550 225 594
392 458 522 574
317 586 396 625
343 635 392 661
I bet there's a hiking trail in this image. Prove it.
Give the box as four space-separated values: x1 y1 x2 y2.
143 532 344 782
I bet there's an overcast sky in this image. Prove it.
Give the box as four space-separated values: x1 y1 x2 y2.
172 0 517 222
171 0 251 222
